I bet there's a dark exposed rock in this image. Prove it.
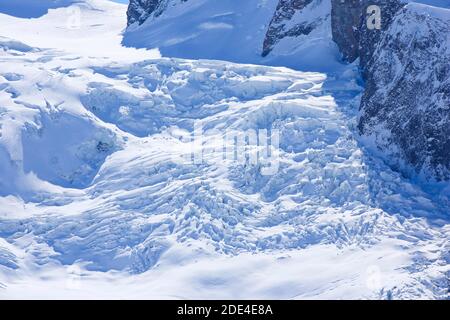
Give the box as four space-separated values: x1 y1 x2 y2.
331 0 404 73
96 141 112 153
357 0 405 76
262 0 316 57
127 0 159 26
330 0 363 63
358 4 450 180
127 0 187 26
331 0 450 180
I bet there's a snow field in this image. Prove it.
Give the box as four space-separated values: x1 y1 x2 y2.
0 0 448 299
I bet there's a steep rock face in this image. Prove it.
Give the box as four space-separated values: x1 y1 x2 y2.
330 0 363 62
127 0 187 26
263 0 405 64
331 0 405 71
358 4 450 180
262 0 316 57
358 0 406 77
323 0 450 181
259 0 336 72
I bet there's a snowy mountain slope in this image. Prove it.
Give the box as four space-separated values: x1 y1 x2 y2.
0 0 449 299
123 0 344 71
0 0 77 18
123 0 450 71
124 0 282 62
127 0 189 26
0 0 159 61
262 0 330 57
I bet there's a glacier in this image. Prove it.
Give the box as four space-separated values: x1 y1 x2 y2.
0 0 448 299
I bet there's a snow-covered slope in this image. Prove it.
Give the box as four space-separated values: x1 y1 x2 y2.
123 0 343 71
124 0 282 63
262 0 330 57
0 0 77 18
0 0 159 60
123 0 450 71
0 0 449 299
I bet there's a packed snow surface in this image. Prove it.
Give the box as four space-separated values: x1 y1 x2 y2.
0 0 448 299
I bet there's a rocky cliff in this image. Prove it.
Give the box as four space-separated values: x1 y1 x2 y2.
262 0 318 57
358 4 450 180
330 0 450 180
127 0 187 26
331 0 405 73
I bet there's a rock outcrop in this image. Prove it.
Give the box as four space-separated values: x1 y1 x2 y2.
127 0 187 26
262 0 316 57
358 4 450 180
331 0 405 73
332 0 450 180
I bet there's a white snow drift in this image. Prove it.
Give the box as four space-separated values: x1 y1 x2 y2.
0 0 448 299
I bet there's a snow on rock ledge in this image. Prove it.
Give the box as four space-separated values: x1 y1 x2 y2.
127 0 188 26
